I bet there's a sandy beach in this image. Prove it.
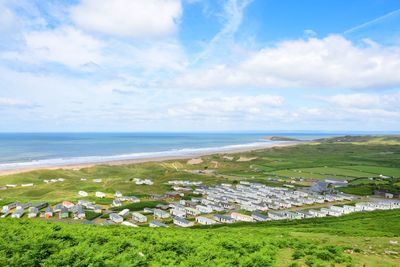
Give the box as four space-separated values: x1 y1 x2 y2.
0 141 304 176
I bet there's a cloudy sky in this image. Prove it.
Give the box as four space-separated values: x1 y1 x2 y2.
1 0 400 132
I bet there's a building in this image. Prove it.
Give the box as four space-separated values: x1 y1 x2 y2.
170 209 186 218
310 181 335 193
73 206 86 220
185 207 201 216
59 207 69 219
296 210 314 219
132 212 147 223
44 207 53 219
112 199 122 207
121 221 138 227
230 212 254 222
118 209 130 217
196 205 213 213
196 216 217 225
123 196 140 203
324 178 349 187
173 217 194 227
11 208 24 218
28 207 39 218
95 191 106 198
149 220 168 228
282 211 303 220
62 201 75 209
213 214 235 223
154 209 170 219
143 208 154 213
251 212 270 222
109 213 124 223
53 204 64 213
115 191 123 198
78 191 88 197
94 206 102 214
34 202 48 210
1 202 17 214
268 211 286 220
134 178 154 185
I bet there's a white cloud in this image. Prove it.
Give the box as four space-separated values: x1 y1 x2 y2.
321 93 400 110
2 27 103 68
167 95 284 118
70 0 182 38
105 40 187 71
175 35 400 89
194 0 253 63
0 97 39 109
0 2 17 33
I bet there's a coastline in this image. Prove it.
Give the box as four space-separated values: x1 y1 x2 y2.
0 141 304 176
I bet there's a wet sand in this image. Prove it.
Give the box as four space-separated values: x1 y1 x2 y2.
0 141 304 176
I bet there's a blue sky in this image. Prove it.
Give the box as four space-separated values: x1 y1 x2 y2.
0 0 400 132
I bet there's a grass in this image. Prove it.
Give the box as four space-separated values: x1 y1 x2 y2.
0 210 399 266
85 210 102 220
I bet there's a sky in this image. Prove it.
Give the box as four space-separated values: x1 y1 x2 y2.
1 0 400 132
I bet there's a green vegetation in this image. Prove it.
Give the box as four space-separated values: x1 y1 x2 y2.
316 135 400 145
110 201 166 212
264 136 300 141
0 210 399 266
85 210 102 220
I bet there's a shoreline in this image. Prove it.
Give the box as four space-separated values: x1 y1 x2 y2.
0 141 304 176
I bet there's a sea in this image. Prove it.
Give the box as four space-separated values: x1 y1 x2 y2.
0 132 389 171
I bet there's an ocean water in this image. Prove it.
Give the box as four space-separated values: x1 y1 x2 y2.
0 132 348 170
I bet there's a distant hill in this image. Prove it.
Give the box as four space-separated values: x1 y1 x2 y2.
264 136 300 141
316 135 400 144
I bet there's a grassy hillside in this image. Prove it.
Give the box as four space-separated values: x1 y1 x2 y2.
0 210 399 266
316 135 400 145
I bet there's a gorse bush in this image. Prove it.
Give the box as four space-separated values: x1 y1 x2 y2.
1 210 399 266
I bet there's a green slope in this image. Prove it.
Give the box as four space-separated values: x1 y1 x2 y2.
0 210 399 266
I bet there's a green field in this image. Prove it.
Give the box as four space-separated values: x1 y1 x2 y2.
0 210 399 266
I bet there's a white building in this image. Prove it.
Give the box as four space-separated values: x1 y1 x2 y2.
121 221 138 227
154 209 170 219
109 213 124 223
78 191 88 197
95 191 106 198
149 220 168 228
112 199 122 207
196 216 217 225
132 212 147 223
231 212 254 222
170 209 186 218
28 207 38 218
118 209 130 217
173 217 194 227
